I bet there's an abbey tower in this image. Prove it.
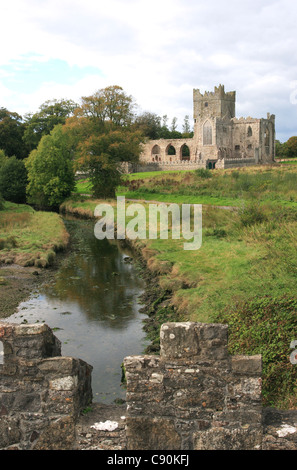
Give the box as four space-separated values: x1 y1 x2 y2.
139 84 275 170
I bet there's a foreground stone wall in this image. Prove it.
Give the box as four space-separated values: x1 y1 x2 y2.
1 320 296 450
0 322 92 450
124 322 263 450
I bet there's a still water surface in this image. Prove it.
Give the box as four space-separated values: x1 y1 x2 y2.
7 217 149 403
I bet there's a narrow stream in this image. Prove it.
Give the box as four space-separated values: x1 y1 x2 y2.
6 217 149 404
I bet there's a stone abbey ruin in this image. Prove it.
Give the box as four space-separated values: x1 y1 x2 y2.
138 84 275 171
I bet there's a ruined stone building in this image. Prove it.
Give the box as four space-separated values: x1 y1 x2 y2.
139 85 275 170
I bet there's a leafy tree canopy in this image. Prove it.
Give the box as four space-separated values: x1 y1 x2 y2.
275 137 297 159
0 108 27 158
0 156 28 203
0 149 8 168
23 99 78 151
78 85 136 130
133 112 162 140
285 136 297 158
62 86 144 198
133 111 193 140
25 124 75 209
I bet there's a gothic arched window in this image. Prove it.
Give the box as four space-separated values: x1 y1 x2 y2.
181 144 190 160
166 144 176 155
152 145 161 156
203 120 213 145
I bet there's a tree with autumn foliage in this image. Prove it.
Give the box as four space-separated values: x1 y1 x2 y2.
76 127 142 198
64 85 143 198
79 85 136 128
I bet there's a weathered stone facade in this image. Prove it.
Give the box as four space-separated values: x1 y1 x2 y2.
0 322 92 450
139 85 275 170
1 320 297 450
124 322 263 450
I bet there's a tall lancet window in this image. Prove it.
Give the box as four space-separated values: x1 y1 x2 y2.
203 120 213 145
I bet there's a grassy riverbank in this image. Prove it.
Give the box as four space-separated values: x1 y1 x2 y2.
117 164 297 208
0 201 69 267
0 201 70 318
62 170 297 409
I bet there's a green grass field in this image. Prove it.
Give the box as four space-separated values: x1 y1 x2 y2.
118 165 297 208
76 164 297 208
68 163 297 408
0 201 69 267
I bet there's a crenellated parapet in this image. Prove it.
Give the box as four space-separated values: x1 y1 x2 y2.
0 322 93 450
124 322 263 450
138 84 275 169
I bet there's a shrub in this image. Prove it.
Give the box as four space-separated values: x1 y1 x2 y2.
235 173 252 191
195 168 213 179
231 170 240 179
238 201 267 226
0 156 28 203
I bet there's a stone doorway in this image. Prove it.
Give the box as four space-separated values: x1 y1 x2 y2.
208 160 217 169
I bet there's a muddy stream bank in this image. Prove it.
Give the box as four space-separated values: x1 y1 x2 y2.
1 216 159 404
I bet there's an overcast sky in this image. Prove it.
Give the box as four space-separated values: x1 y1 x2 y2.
1 0 297 141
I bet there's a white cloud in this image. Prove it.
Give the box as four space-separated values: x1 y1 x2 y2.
0 0 297 139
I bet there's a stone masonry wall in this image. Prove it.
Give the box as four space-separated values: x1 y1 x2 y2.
0 321 92 450
2 320 296 451
124 322 263 450
121 161 206 174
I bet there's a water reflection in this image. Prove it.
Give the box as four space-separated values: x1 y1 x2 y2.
7 218 149 403
45 219 144 328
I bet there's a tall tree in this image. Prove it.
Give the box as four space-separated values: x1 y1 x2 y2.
25 125 75 209
76 128 142 198
80 85 136 129
162 115 168 128
133 112 162 139
64 86 143 198
0 157 28 203
23 99 78 151
275 140 286 158
285 136 297 158
64 116 143 198
182 115 193 137
0 108 27 158
0 149 8 168
170 117 178 132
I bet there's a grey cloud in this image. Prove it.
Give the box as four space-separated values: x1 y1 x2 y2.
3 0 297 141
